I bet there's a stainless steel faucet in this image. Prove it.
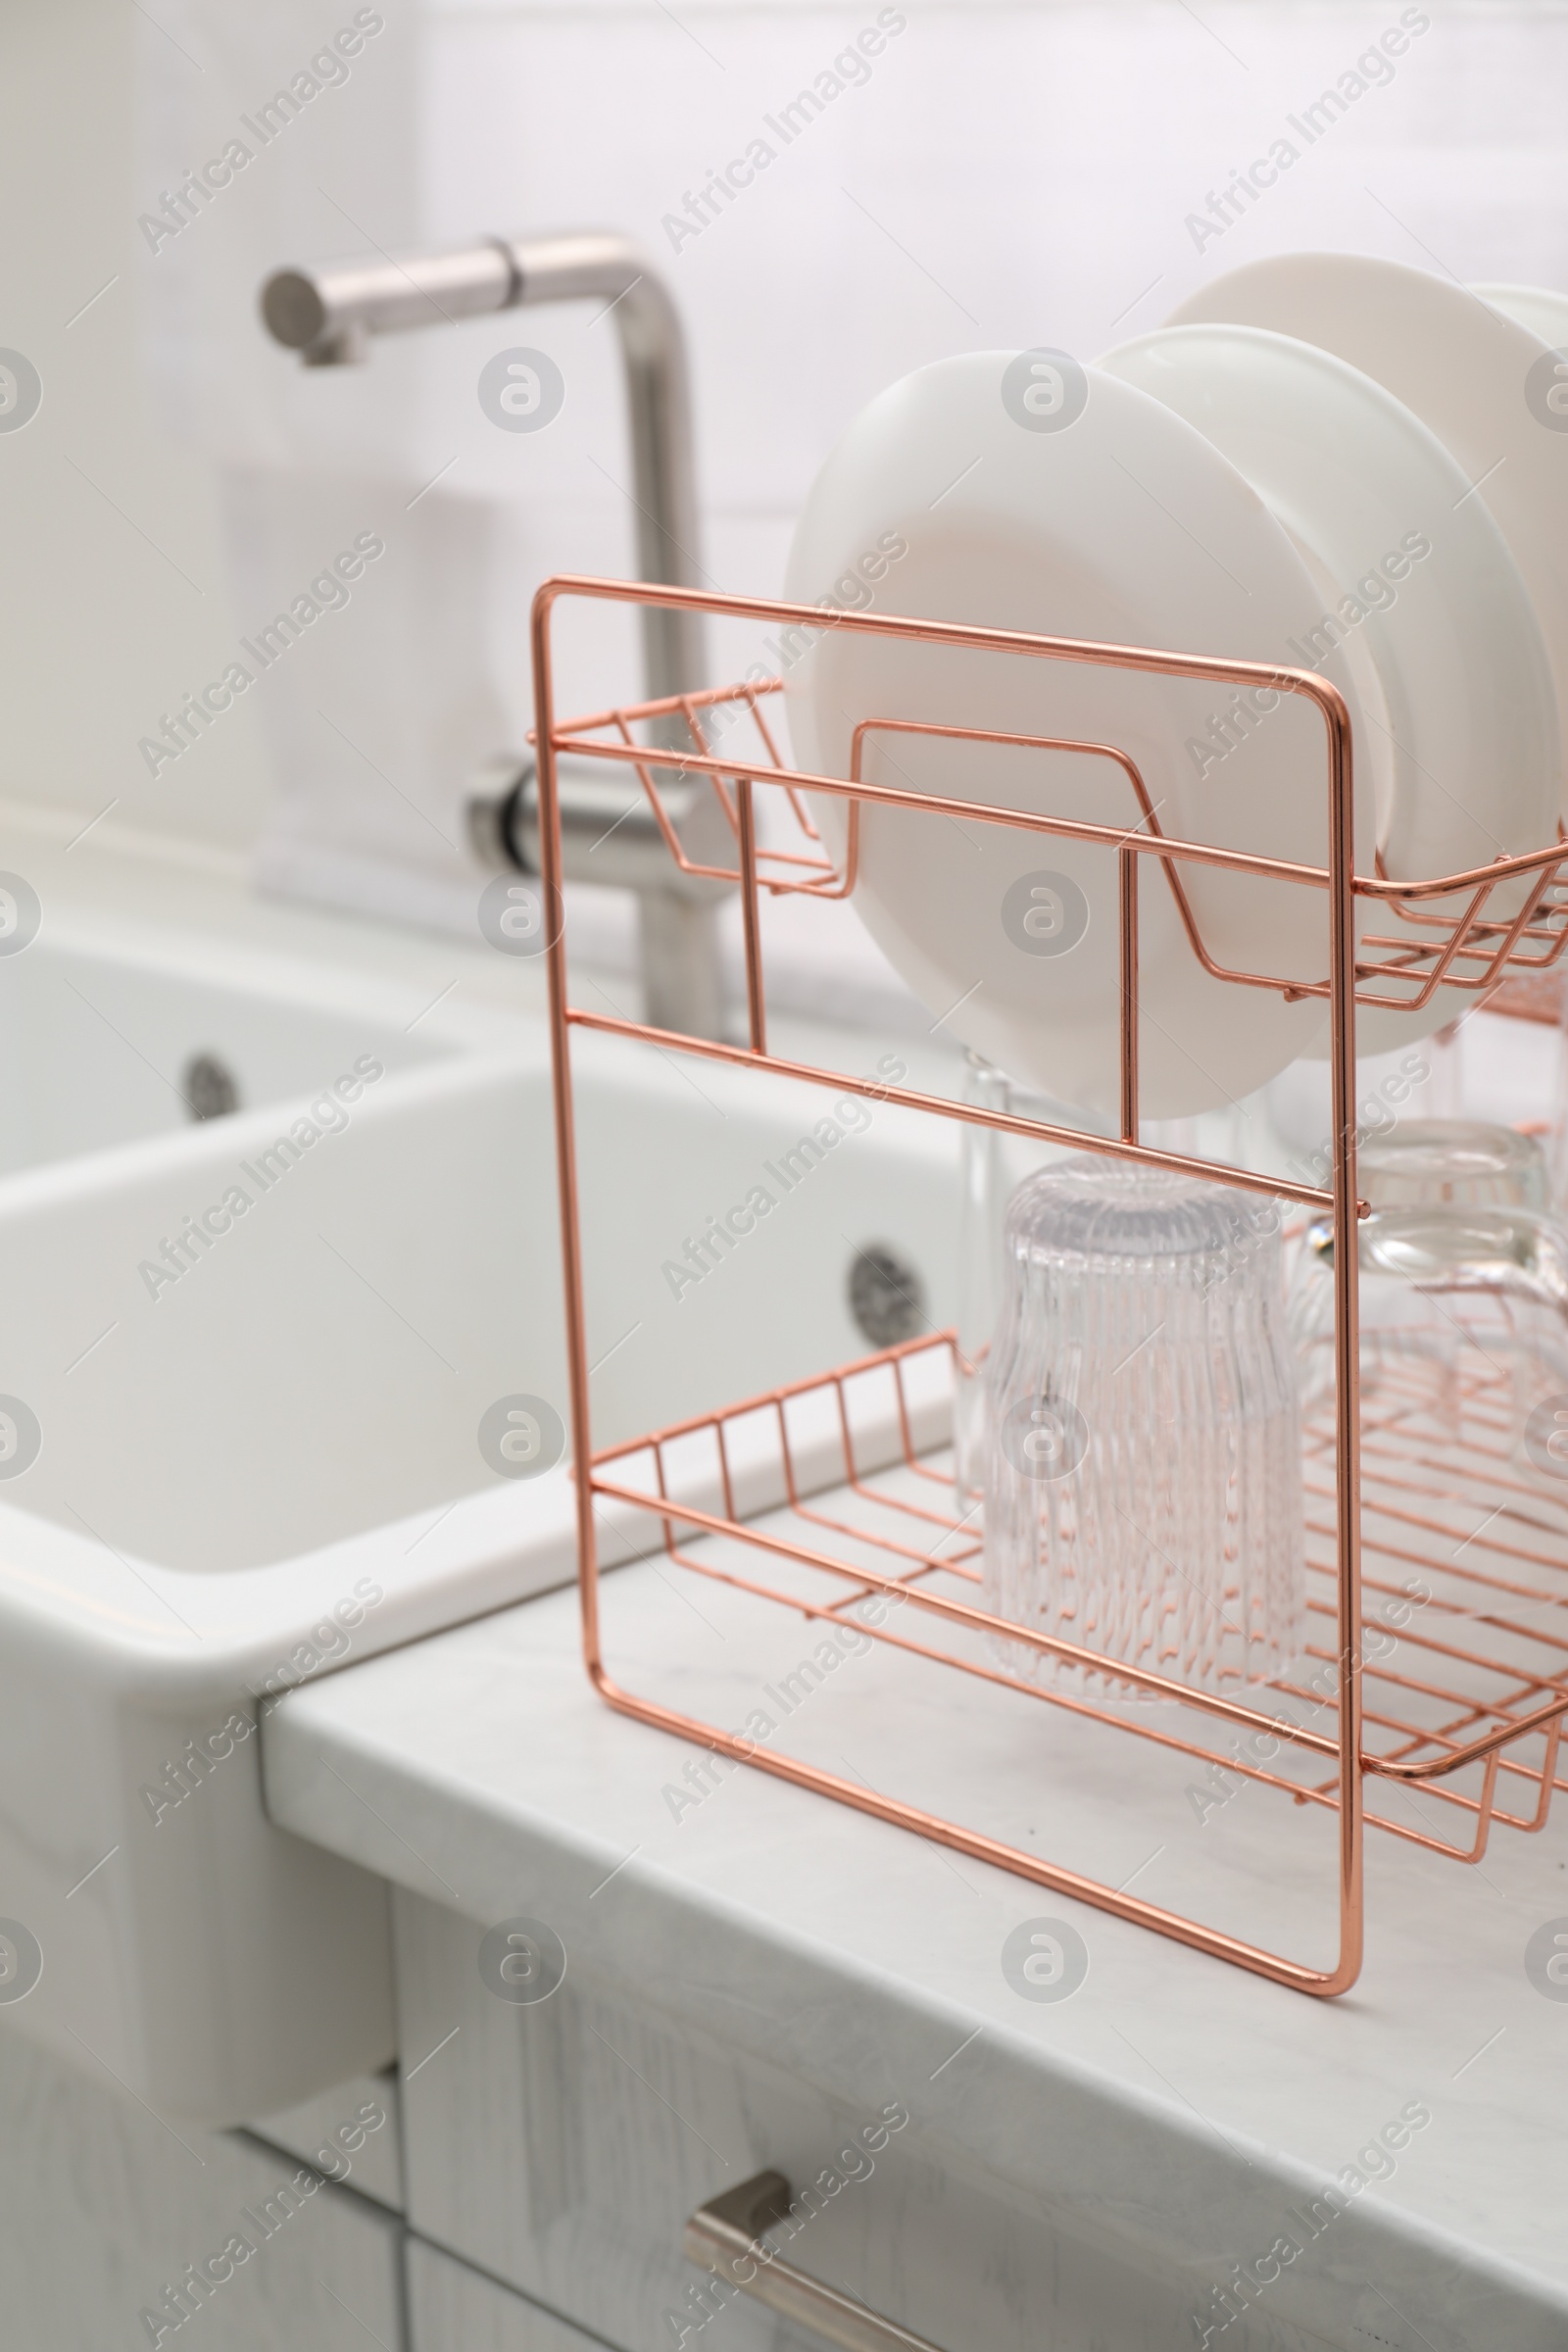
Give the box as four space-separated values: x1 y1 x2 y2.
260 233 731 1040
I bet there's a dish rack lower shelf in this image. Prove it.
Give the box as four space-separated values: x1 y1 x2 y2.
588 1332 1568 1965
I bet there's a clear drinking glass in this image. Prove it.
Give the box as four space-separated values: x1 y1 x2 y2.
1357 1120 1548 1212
1290 1203 1568 1474
983 1157 1304 1698
956 1055 1084 1508
958 1055 1254 1506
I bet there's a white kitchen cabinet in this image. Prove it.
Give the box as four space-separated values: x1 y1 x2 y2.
407 2238 613 2351
265 1580 1568 2352
0 2028 405 2351
391 1887 1178 2352
250 2067 406 2213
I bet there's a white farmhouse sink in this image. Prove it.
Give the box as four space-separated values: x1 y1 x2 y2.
0 928 449 1179
0 1020 960 2123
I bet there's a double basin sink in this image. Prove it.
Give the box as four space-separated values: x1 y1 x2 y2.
0 858 959 2124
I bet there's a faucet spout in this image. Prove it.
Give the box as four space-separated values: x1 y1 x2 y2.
260 232 727 1036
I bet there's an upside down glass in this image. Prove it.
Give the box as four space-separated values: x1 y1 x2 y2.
983 1157 1305 1698
1289 1202 1568 1497
1357 1120 1548 1212
956 1055 1081 1508
956 1055 1250 1509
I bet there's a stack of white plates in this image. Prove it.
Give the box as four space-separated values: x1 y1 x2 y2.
784 256 1567 1118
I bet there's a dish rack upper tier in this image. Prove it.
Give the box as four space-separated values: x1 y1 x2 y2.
549 669 1568 1023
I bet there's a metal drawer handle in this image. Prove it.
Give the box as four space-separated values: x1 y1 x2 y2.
684 2170 944 2352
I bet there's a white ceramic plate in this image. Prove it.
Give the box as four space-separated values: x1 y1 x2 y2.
1475 282 1568 352
782 352 1373 1121
1101 323 1560 1052
1167 256 1568 822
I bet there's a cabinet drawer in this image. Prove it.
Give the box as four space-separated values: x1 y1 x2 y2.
392 1889 1180 2352
409 2238 617 2351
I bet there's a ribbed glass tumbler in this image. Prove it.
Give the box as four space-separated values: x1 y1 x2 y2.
983 1157 1305 1698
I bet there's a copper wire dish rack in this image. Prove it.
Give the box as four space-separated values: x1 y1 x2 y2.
533 574 1568 1998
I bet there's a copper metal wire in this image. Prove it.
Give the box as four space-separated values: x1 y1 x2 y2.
532 574 1568 1997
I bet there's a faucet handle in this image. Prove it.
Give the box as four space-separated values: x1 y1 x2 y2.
466 756 529 873
466 753 734 904
466 751 733 1041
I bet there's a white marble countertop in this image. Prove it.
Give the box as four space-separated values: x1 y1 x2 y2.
265 1543 1568 2352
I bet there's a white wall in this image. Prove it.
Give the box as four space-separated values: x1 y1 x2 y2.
7 0 1568 897
0 0 279 855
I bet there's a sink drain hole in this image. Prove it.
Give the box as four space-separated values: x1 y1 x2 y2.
182 1053 239 1122
847 1244 926 1348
